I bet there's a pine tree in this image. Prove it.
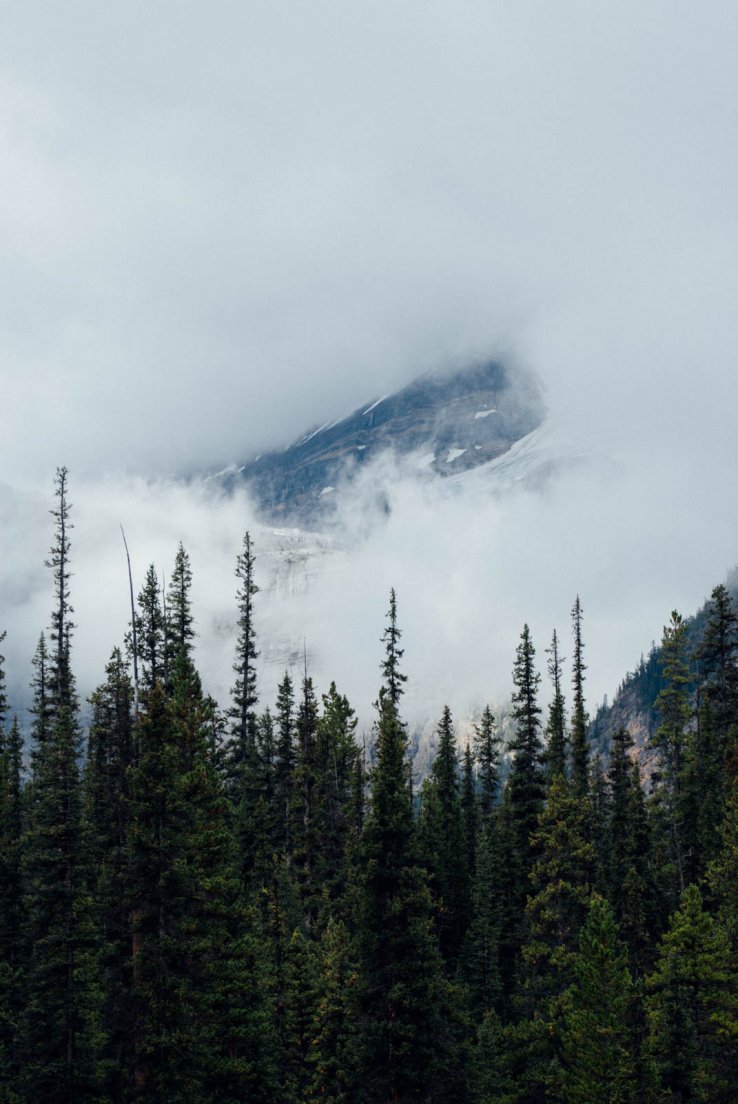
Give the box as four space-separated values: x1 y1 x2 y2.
282 927 320 1104
134 564 166 694
646 883 738 1102
166 542 195 661
356 595 452 1102
313 682 360 915
0 632 7 738
560 895 637 1104
505 624 545 931
28 634 54 760
128 655 277 1102
511 774 594 1102
461 743 478 887
545 628 567 783
570 596 589 795
692 584 738 865
459 818 503 1019
418 706 471 968
227 531 259 792
0 715 23 1097
274 672 296 855
378 587 407 711
606 727 635 909
474 705 501 824
308 918 359 1104
84 650 134 1103
293 675 321 925
21 467 100 1103
652 611 692 892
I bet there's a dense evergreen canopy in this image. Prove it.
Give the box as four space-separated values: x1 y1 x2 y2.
1 470 737 1102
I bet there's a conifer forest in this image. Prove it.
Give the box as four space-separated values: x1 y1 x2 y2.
2 466 738 1104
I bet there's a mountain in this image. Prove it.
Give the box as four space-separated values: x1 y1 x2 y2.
213 360 545 524
588 572 738 770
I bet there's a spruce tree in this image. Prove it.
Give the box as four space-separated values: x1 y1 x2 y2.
560 895 637 1104
461 743 478 886
418 706 471 968
474 705 501 824
227 531 259 792
356 594 451 1102
378 587 407 711
505 624 545 931
313 682 360 914
545 628 567 783
165 542 195 661
0 632 7 737
652 611 691 891
293 675 321 925
21 467 100 1103
134 564 166 694
308 918 359 1104
570 596 589 795
84 649 134 1103
606 727 635 910
0 715 23 1097
459 818 503 1019
512 774 594 1102
274 672 296 854
646 883 738 1102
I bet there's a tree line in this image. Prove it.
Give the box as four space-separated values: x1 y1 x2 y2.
1 467 738 1103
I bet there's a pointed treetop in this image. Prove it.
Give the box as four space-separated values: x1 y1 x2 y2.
570 596 589 794
378 587 408 712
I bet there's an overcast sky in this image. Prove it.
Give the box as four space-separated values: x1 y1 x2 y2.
2 3 738 730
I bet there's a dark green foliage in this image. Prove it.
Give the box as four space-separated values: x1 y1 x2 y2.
9 476 738 1104
545 628 567 783
128 662 277 1103
313 683 360 914
21 469 100 1104
570 596 589 795
652 611 692 892
378 586 407 710
134 564 166 695
0 631 7 736
474 705 501 823
356 598 454 1103
274 671 296 854
419 706 471 968
293 675 321 923
461 743 478 883
85 650 134 1102
227 531 259 792
606 728 636 907
308 918 358 1104
357 693 450 1101
560 895 637 1104
646 884 738 1102
0 715 24 1096
459 818 503 1018
165 542 195 661
511 774 594 1102
505 625 545 936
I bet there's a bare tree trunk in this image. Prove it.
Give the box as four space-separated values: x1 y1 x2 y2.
120 526 139 717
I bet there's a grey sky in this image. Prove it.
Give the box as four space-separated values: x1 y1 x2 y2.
3 2 736 478
2 3 738 727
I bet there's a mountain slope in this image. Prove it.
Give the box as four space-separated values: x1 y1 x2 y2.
215 360 544 524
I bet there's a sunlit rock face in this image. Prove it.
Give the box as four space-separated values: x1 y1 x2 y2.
215 361 545 526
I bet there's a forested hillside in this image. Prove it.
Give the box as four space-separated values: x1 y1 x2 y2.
1 469 738 1103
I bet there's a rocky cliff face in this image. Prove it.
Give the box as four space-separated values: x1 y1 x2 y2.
588 576 738 773
216 360 545 525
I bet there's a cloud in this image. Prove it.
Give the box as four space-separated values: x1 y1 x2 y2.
2 3 738 752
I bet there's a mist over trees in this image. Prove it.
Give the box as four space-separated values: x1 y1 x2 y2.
1 470 738 1103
